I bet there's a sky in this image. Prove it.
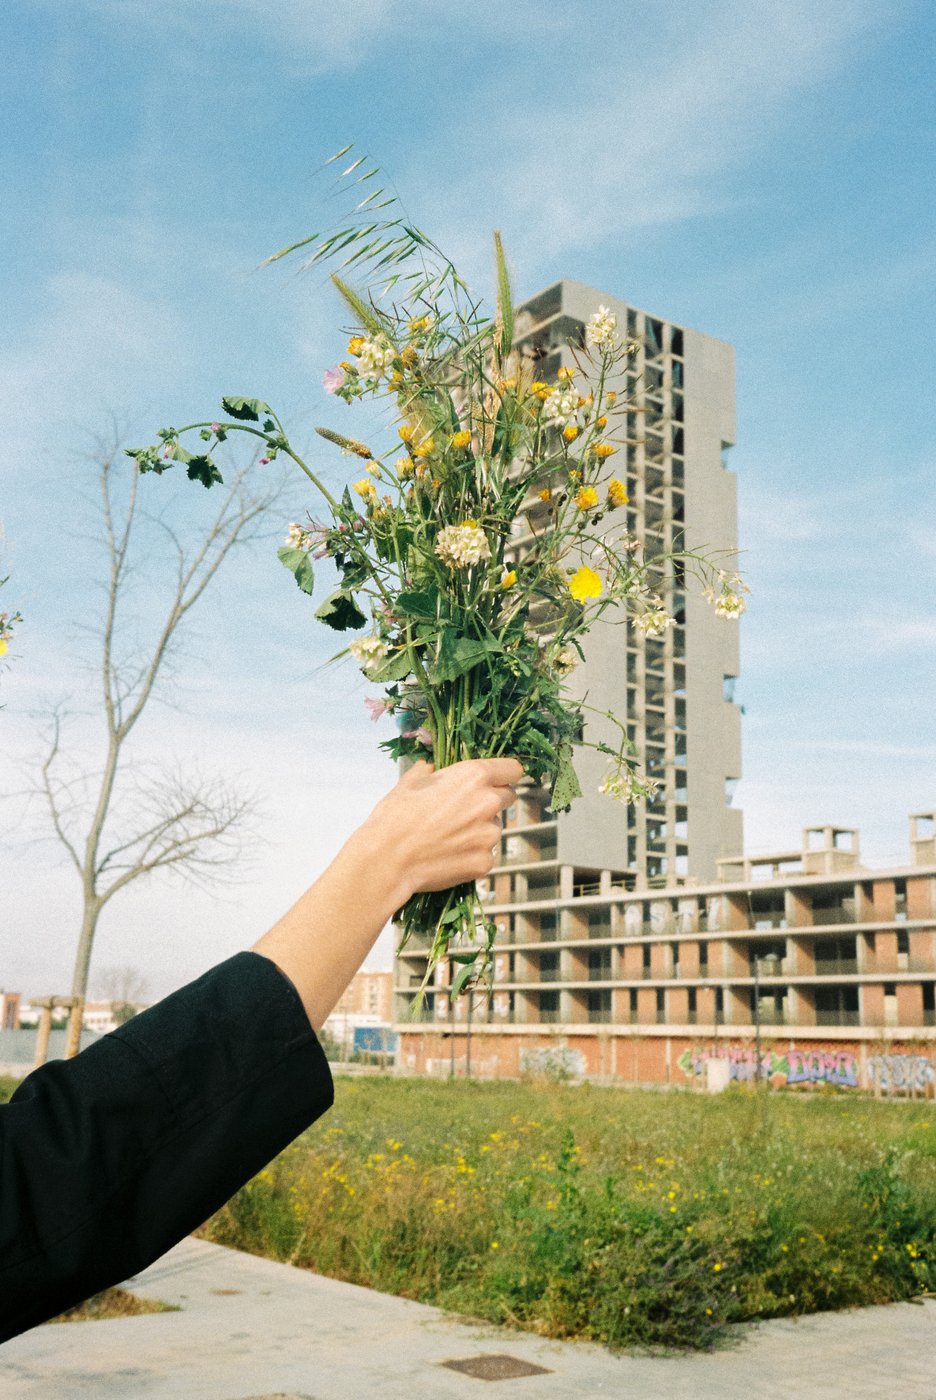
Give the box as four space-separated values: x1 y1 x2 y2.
1 0 934 1002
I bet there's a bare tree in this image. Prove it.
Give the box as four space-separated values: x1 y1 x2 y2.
94 964 150 1023
37 434 282 1057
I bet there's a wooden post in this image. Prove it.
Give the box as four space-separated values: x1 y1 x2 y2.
65 997 84 1060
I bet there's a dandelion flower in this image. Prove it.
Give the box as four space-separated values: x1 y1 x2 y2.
500 569 517 589
563 424 580 442
607 479 628 508
364 460 381 476
575 485 599 510
354 478 378 499
451 430 472 450
590 441 616 459
537 487 552 502
395 456 414 478
347 335 365 356
398 424 415 443
569 565 602 602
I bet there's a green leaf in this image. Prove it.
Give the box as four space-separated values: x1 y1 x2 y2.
314 589 367 631
430 630 502 684
277 546 315 595
186 456 223 488
395 589 438 619
548 740 582 814
517 727 558 768
450 959 479 999
221 395 271 422
368 648 413 683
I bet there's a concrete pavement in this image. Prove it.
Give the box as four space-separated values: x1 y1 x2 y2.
4 1237 936 1399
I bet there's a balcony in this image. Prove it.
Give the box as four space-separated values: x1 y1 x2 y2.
814 959 859 977
815 1009 861 1027
810 905 856 926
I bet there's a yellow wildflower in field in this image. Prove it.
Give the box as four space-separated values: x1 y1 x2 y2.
417 437 435 456
575 486 598 510
354 479 378 499
364 459 381 476
538 487 552 501
0 639 7 658
563 425 580 442
596 415 608 429
606 391 618 406
530 381 551 400
590 441 616 459
396 456 414 478
398 424 415 443
401 345 418 368
569 565 602 602
500 569 517 589
451 430 472 450
556 366 575 381
347 335 365 356
607 478 628 507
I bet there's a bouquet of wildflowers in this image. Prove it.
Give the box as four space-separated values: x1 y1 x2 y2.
130 149 747 996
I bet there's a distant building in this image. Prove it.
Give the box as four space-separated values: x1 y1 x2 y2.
395 810 936 1093
323 968 395 1059
509 280 743 886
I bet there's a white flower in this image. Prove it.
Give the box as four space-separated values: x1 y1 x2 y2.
553 646 579 676
284 522 308 549
542 387 581 428
599 764 659 804
633 604 675 638
586 304 618 352
357 336 397 378
704 572 750 620
349 635 389 672
435 521 492 569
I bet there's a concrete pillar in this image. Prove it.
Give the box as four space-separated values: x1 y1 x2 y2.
862 984 885 1026
908 877 935 921
680 941 701 977
669 987 690 1024
876 931 899 976
787 890 812 928
637 987 656 1024
790 936 816 976
897 983 923 1028
724 985 749 1024
650 942 669 979
873 880 897 922
696 986 717 1025
621 943 643 979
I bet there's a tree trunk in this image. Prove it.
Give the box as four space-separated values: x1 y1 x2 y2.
66 901 100 1059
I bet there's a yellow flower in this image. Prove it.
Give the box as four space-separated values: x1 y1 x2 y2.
396 456 414 478
563 424 580 442
0 639 7 658
364 460 381 476
575 485 599 510
490 1241 500 1250
576 396 588 409
389 369 403 385
556 366 575 382
530 381 551 401
500 569 517 589
451 430 472 450
354 478 378 499
606 391 618 406
596 415 608 429
401 345 418 368
417 437 435 456
713 1262 723 1272
347 336 365 356
496 377 516 393
431 478 442 489
408 314 432 335
398 424 415 443
339 360 354 372
569 566 602 603
537 487 552 502
607 478 628 507
590 441 616 458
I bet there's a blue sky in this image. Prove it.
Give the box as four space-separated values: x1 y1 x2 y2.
1 0 934 1000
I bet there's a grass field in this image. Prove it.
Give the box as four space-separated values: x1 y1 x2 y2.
199 1076 936 1351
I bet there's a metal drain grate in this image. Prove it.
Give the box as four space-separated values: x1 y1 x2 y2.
441 1354 553 1381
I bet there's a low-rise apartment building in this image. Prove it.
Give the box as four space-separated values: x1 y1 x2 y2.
394 803 936 1094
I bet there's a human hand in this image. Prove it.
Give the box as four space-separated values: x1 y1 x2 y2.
357 757 524 902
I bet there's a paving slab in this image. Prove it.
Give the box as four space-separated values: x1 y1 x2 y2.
4 1236 936 1399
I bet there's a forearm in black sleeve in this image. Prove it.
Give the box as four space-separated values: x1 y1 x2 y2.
0 950 333 1342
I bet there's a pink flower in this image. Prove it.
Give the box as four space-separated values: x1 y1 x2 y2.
323 367 346 394
364 696 391 722
403 726 433 748
210 422 221 434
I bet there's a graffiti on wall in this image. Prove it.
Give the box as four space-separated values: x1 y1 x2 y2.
520 1046 586 1080
678 1045 859 1088
867 1054 935 1093
679 1045 935 1092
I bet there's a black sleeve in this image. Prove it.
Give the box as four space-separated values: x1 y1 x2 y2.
0 950 334 1342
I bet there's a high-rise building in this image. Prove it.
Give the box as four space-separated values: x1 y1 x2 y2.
507 279 744 886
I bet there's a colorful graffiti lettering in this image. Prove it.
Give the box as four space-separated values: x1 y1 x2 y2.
785 1048 858 1088
867 1054 934 1093
678 1045 859 1088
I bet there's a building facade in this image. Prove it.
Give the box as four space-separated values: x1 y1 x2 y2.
509 280 743 886
395 809 936 1093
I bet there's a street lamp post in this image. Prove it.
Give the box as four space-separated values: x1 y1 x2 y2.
754 951 780 1084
